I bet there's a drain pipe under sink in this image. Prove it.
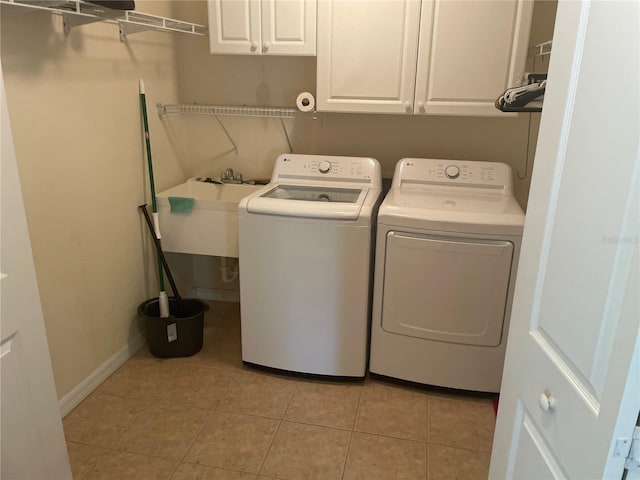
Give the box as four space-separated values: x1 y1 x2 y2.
219 257 239 284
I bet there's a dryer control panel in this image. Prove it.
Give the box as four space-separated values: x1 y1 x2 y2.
394 158 514 194
271 154 382 188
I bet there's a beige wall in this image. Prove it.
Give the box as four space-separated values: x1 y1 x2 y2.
1 1 186 400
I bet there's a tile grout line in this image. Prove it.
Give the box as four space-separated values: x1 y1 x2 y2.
214 405 290 422
255 382 298 476
258 416 355 432
340 385 364 480
351 383 365 431
257 419 283 476
425 394 429 444
167 457 183 480
178 407 216 464
425 443 429 480
426 440 494 455
75 443 110 480
102 396 150 453
281 381 298 419
339 431 354 480
106 447 182 465
347 429 428 447
75 444 176 479
426 394 430 480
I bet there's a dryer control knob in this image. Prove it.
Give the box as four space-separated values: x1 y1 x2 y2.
445 165 460 179
318 161 332 174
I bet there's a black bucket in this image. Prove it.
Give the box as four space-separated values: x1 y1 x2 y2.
138 297 209 358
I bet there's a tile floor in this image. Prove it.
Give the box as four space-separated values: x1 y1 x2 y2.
63 301 496 480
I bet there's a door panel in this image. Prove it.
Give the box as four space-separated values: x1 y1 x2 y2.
511 411 568 479
1 336 46 479
381 232 513 346
317 0 420 113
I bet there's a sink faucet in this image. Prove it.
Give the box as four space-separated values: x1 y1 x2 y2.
221 168 243 184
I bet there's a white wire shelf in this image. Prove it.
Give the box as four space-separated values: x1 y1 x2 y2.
156 103 317 155
157 103 316 120
0 0 207 41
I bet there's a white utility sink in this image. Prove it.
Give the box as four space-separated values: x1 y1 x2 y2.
156 179 262 258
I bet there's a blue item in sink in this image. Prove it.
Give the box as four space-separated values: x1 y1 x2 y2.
168 196 195 213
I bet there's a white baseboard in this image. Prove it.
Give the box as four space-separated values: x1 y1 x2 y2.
58 333 145 418
187 287 240 303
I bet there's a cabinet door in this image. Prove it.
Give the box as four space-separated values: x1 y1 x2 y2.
208 0 261 55
414 0 534 116
317 0 421 113
262 0 316 55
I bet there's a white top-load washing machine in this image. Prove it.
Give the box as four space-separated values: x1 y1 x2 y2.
238 154 382 377
370 158 525 392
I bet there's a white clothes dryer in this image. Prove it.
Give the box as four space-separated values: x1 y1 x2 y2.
238 154 382 377
369 158 525 392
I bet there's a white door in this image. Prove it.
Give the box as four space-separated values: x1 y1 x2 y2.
208 0 261 55
490 1 640 479
316 0 421 114
0 68 71 478
414 0 533 116
261 0 316 55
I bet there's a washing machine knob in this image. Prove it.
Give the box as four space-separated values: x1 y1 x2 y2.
445 165 460 179
318 161 332 174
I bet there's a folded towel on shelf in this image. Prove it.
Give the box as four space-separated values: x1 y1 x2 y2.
168 196 195 213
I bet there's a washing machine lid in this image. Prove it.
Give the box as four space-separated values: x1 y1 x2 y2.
245 184 368 219
379 187 525 236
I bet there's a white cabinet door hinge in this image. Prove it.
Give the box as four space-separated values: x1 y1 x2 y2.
615 426 640 474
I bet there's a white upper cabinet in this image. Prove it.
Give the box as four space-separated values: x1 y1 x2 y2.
208 0 316 56
316 0 421 114
262 0 316 55
415 0 534 116
316 0 534 115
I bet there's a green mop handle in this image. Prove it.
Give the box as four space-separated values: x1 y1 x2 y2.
139 79 165 291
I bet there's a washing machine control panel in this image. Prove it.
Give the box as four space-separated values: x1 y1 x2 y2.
395 158 513 192
444 165 460 179
271 154 382 188
318 161 332 174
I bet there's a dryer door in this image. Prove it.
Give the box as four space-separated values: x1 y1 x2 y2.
381 232 513 346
